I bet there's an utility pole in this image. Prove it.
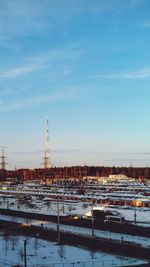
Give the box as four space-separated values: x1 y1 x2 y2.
57 198 60 244
24 239 27 267
134 208 137 224
12 236 15 250
23 238 33 267
6 195 9 210
91 192 94 236
134 186 137 224
62 185 65 214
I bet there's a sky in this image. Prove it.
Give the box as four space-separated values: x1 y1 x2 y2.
1 0 150 169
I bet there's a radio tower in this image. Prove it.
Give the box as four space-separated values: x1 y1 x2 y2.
0 148 7 170
44 117 51 169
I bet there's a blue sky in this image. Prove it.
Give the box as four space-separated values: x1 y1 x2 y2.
1 0 150 169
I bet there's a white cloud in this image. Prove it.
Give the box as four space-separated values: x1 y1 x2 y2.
0 0 143 42
142 21 150 29
0 63 46 80
97 67 150 80
0 0 87 40
63 68 72 76
0 43 83 113
0 44 83 80
0 89 76 112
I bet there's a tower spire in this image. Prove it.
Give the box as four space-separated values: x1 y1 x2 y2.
44 117 51 168
0 149 7 170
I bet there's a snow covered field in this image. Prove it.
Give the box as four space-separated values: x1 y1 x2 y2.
0 195 150 226
0 214 149 248
0 181 149 266
83 204 150 225
0 231 148 267
0 195 149 217
0 179 149 228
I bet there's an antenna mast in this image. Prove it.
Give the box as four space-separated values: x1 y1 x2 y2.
0 148 7 170
44 117 51 169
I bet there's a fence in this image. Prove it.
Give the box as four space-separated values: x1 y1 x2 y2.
0 258 136 267
26 260 129 267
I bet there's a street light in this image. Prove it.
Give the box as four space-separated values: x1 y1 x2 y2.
12 235 15 250
62 185 65 214
57 198 60 244
134 204 137 224
6 195 9 210
23 238 33 267
91 192 94 236
133 184 137 224
23 239 27 267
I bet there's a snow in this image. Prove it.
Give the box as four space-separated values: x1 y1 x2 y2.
0 231 147 267
102 205 150 224
0 192 150 227
0 181 149 266
0 214 149 248
64 203 150 226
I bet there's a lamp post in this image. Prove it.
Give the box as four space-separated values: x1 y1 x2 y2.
62 185 65 214
57 198 60 244
6 195 9 210
134 208 137 224
91 192 94 236
23 238 33 267
134 186 137 224
24 239 27 267
12 236 15 250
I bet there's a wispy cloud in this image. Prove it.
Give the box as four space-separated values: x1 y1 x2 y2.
0 0 143 42
7 146 150 162
97 67 150 80
11 149 88 155
0 63 46 80
128 151 150 155
0 43 84 112
0 44 83 81
0 89 76 112
142 21 150 29
11 149 150 156
0 1 93 41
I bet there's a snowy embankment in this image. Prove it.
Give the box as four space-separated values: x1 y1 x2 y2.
0 213 149 249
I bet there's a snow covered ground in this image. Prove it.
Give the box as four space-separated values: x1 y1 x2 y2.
0 214 149 248
1 196 150 226
0 231 148 267
83 204 150 225
0 182 149 266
